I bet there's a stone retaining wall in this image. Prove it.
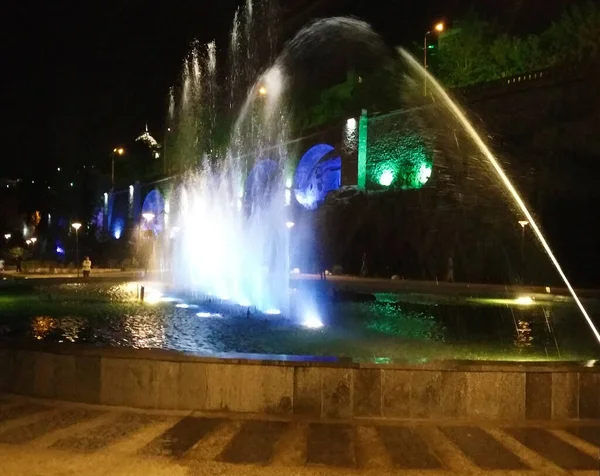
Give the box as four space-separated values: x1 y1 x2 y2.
1 346 598 421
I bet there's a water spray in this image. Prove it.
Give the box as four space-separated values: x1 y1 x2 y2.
398 48 600 345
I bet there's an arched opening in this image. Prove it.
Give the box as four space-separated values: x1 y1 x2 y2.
294 143 341 210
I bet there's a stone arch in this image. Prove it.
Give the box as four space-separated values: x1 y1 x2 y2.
294 143 341 210
141 189 165 233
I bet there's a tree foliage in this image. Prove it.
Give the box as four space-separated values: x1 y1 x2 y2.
435 1 600 87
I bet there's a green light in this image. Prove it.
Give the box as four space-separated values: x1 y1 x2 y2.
427 44 435 49
365 122 434 190
357 111 368 190
417 163 432 184
378 170 394 186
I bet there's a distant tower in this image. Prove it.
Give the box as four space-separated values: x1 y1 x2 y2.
135 122 161 159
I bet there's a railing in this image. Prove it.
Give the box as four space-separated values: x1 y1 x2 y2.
456 59 598 98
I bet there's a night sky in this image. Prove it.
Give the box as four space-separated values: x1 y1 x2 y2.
2 0 572 180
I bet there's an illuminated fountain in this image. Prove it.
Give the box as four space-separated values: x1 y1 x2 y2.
154 2 599 347
396 48 600 345
164 0 290 314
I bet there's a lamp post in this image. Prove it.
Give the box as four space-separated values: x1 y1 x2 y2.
518 220 529 283
72 222 82 277
141 213 155 277
30 237 37 259
424 22 444 96
111 147 125 187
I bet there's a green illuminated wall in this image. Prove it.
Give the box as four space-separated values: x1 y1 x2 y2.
365 111 433 190
357 110 368 190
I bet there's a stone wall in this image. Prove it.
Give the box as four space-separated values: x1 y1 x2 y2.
1 346 598 421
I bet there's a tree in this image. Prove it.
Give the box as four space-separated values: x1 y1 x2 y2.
542 1 600 63
434 2 600 88
435 16 499 87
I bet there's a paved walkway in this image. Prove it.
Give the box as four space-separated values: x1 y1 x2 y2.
0 395 598 475
3 269 598 299
292 274 600 299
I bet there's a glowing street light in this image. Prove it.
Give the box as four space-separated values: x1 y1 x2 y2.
26 239 31 245
286 221 295 229
4 234 11 240
111 147 125 187
518 220 530 283
258 86 267 96
30 237 37 244
72 222 82 277
424 21 445 95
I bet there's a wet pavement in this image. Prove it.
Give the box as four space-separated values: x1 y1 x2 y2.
1 394 598 475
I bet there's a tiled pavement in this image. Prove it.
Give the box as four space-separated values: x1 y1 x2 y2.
0 395 598 475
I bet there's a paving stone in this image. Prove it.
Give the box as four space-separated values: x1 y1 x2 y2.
140 416 223 458
219 420 288 464
440 426 527 470
306 423 354 467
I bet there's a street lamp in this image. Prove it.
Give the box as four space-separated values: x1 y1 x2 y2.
3 234 10 240
518 220 529 283
424 22 444 96
258 86 267 96
72 222 82 277
111 147 125 187
141 213 156 277
30 237 37 244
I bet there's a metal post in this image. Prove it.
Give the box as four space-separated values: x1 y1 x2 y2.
521 225 525 283
111 153 115 188
75 229 80 278
423 32 429 97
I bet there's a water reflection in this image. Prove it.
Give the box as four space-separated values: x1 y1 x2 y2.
32 316 57 340
123 312 166 349
31 316 83 343
3 282 598 361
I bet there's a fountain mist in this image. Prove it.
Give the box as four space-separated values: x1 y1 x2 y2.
398 48 600 345
164 0 289 314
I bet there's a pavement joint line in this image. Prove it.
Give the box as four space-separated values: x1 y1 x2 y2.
486 428 569 475
0 407 58 433
27 410 115 450
271 421 309 467
354 425 393 470
549 429 600 458
415 426 479 473
98 416 182 457
185 419 243 462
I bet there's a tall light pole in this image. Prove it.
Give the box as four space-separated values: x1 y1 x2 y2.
164 128 170 174
424 22 444 96
72 222 82 277
111 147 125 188
141 213 155 277
518 220 529 283
30 237 37 259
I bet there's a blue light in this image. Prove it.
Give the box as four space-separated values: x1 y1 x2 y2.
294 144 341 210
56 246 65 254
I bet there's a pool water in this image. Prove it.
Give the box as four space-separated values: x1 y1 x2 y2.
0 281 598 363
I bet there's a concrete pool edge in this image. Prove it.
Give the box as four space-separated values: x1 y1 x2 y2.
1 344 599 421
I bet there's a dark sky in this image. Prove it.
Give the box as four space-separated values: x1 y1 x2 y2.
1 0 572 179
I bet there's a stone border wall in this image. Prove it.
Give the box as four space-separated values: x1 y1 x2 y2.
1 346 598 421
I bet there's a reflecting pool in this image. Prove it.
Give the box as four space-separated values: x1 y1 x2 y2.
0 281 598 363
